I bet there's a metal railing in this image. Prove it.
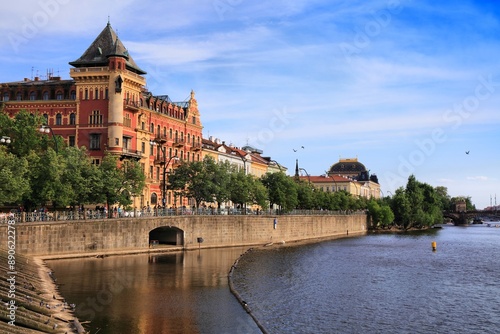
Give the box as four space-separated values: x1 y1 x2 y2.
0 208 366 224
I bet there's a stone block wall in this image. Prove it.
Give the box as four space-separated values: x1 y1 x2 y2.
0 214 368 256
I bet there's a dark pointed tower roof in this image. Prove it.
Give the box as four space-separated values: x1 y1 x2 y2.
69 22 146 75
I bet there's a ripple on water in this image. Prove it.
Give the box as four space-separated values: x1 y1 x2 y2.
231 228 500 334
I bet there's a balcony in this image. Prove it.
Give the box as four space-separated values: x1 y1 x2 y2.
123 99 140 112
154 157 165 165
154 134 167 144
190 142 202 151
173 139 184 147
120 148 143 161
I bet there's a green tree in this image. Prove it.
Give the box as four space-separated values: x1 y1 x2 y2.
296 180 315 209
261 172 298 213
95 154 145 210
0 149 29 205
228 170 252 210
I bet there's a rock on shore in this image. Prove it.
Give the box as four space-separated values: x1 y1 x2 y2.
0 248 85 333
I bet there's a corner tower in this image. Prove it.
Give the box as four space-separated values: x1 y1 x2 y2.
69 22 146 156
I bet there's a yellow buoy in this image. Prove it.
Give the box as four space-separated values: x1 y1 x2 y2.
431 241 437 251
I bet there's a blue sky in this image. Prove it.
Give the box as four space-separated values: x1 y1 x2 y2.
1 0 499 209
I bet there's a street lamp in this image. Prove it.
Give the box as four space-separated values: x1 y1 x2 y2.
0 136 11 144
39 125 58 152
269 159 284 172
299 167 311 184
325 171 338 192
163 155 179 207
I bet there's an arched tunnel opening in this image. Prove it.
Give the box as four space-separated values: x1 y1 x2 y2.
149 226 184 246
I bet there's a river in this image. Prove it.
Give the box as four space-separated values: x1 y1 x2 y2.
48 224 500 334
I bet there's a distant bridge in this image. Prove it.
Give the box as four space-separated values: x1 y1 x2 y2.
443 210 500 225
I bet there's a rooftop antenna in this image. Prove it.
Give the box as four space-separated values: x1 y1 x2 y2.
31 66 34 80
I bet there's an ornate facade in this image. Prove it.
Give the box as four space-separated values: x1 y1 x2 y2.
0 23 203 209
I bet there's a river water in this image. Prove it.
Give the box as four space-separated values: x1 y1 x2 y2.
48 224 500 334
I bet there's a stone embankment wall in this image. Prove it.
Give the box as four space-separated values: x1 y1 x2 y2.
0 214 368 257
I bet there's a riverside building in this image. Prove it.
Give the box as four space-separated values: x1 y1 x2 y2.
0 22 202 209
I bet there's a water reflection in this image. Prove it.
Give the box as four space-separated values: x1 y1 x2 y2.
48 247 261 334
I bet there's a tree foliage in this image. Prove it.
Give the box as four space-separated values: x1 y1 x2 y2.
389 175 445 229
0 110 145 210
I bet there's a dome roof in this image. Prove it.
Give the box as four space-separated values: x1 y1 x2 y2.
328 158 367 175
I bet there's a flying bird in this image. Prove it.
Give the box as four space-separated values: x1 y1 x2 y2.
293 149 297 152
466 151 470 155
301 146 304 149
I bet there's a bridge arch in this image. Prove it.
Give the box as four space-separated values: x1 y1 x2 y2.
149 226 184 246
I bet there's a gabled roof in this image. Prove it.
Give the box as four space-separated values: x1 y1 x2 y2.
69 22 146 75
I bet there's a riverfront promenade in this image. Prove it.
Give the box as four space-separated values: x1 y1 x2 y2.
0 211 368 257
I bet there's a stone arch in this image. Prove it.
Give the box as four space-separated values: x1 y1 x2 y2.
149 226 184 246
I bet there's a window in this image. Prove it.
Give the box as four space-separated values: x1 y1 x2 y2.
141 142 145 153
151 193 157 205
105 88 108 99
56 113 62 125
68 136 75 147
43 91 49 100
89 134 101 150
156 167 160 181
169 128 173 139
150 123 154 133
70 90 76 100
92 159 100 165
192 116 196 124
56 92 63 100
16 92 22 101
150 143 154 156
95 88 99 100
89 110 102 125
84 89 88 100
69 113 76 125
149 166 153 179
3 92 9 101
30 92 36 100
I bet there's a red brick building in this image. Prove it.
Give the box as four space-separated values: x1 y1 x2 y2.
0 23 203 209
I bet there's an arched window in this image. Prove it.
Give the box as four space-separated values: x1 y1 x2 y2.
43 114 48 124
16 92 22 100
69 113 76 125
29 91 36 100
150 123 154 133
56 91 63 100
70 90 76 100
163 126 167 136
169 128 173 139
3 92 9 101
56 113 62 125
151 193 158 205
43 91 49 100
84 89 88 100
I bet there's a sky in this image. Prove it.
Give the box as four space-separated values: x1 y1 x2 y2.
1 0 499 209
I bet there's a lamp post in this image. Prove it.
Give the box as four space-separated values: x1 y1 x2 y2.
325 171 338 192
0 136 11 144
299 167 311 184
39 125 58 153
163 154 179 207
269 159 284 172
